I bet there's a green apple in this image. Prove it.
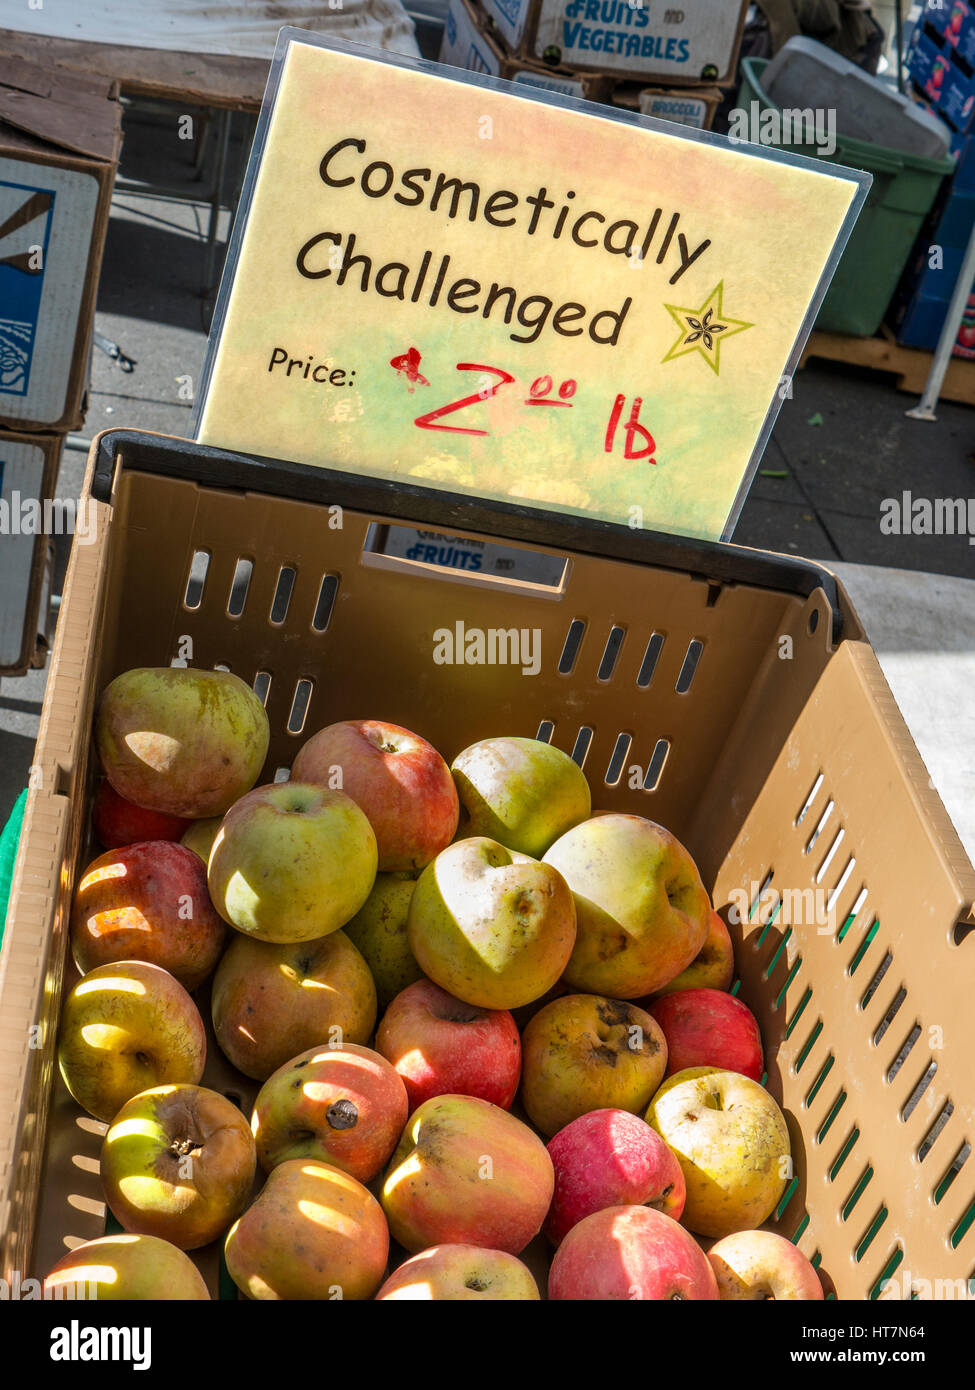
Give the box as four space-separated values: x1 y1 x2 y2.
207 782 377 943
407 837 576 1009
179 817 223 864
451 737 591 859
57 960 206 1123
342 872 424 1011
544 814 711 998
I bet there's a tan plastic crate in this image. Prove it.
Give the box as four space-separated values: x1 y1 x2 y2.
2 428 974 1300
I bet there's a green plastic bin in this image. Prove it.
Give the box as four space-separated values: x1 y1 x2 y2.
739 58 954 337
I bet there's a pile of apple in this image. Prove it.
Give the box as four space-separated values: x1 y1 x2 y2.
46 665 822 1302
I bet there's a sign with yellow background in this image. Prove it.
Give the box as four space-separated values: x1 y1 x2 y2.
197 32 867 541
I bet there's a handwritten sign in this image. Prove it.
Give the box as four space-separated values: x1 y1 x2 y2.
196 31 867 540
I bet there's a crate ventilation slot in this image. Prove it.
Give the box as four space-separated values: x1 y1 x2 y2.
604 732 631 785
313 574 340 632
643 739 670 792
570 727 593 768
287 679 314 736
934 1144 970 1204
227 558 253 617
636 632 665 688
871 987 906 1046
901 1061 938 1121
535 720 555 743
795 773 824 827
183 549 210 610
917 1102 954 1163
860 950 893 1011
270 566 296 625
273 767 291 783
675 639 703 693
557 619 586 675
804 799 834 855
838 886 868 943
886 1024 921 1084
597 626 625 681
253 671 272 706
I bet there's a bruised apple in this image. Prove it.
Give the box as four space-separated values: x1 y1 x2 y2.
545 1109 685 1245
381 1094 554 1254
376 1245 539 1300
548 1205 719 1301
543 814 710 998
224 1159 388 1300
211 931 376 1081
292 719 458 872
100 1084 256 1250
70 841 226 991
376 978 521 1112
95 667 269 818
251 1043 408 1182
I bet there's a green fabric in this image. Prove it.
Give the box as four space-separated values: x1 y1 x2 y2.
0 789 28 952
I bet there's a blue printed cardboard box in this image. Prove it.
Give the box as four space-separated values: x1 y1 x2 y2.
0 58 120 432
475 0 746 84
0 429 61 674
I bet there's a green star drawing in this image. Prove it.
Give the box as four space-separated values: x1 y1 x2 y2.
662 282 753 375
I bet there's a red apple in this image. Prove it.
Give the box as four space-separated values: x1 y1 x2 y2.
649 909 735 998
650 988 763 1080
376 978 521 1112
70 841 226 991
92 780 190 849
291 719 459 872
707 1230 824 1300
376 1245 540 1300
548 1204 719 1301
545 1109 686 1245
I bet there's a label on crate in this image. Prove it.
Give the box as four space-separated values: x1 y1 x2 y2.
378 524 567 584
196 31 868 542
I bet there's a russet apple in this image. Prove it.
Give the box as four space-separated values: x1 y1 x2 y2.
70 841 226 991
381 1093 554 1254
649 987 763 1080
450 736 591 859
545 1108 685 1245
211 930 377 1081
100 1084 256 1250
543 814 711 998
292 719 458 872
646 1067 791 1238
406 837 576 1009
57 961 206 1123
548 1204 719 1301
224 1159 389 1300
707 1230 824 1300
376 977 521 1112
95 667 269 818
92 780 189 849
44 1233 210 1300
251 1043 408 1182
207 782 377 944
520 994 667 1137
650 909 735 998
342 871 424 1011
376 1245 540 1300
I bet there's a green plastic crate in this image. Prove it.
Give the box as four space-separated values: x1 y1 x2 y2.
739 58 954 337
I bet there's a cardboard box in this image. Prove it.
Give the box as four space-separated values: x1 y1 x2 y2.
0 58 121 433
612 82 723 130
476 0 747 84
0 428 61 675
440 0 611 99
910 16 975 132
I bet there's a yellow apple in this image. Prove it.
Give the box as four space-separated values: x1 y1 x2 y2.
44 1234 210 1300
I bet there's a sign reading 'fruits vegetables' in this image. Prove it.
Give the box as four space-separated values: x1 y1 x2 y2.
195 29 869 542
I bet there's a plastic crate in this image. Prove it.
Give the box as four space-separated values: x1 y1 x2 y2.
2 430 974 1299
739 58 954 337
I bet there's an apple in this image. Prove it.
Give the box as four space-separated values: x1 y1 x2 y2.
376 978 521 1112
70 841 226 991
251 1043 408 1182
649 910 734 998
95 667 269 818
210 930 376 1081
646 1067 790 1238
548 1204 719 1301
381 1093 554 1254
649 988 763 1080
207 782 377 944
544 1109 685 1245
224 1159 389 1300
292 719 459 872
343 871 424 1011
707 1230 824 1300
376 1245 540 1300
100 1084 256 1250
450 736 591 859
92 780 189 849
543 814 711 998
179 817 223 864
57 961 206 1123
520 993 667 1137
44 1233 210 1300
406 837 576 1009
